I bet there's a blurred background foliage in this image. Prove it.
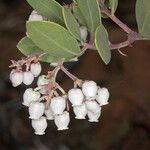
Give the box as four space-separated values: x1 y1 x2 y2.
0 0 150 150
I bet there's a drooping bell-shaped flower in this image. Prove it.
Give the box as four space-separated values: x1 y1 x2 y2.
82 81 98 99
50 96 66 115
54 111 70 130
31 116 47 135
68 88 84 106
29 102 45 119
23 88 40 106
73 103 87 119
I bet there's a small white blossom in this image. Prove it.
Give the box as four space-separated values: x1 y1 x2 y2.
37 75 50 94
10 71 23 87
31 116 47 135
29 102 45 119
96 88 110 106
85 100 100 113
23 88 40 107
87 109 101 122
80 26 88 41
68 88 84 106
44 107 54 120
82 81 98 99
54 111 70 130
73 103 87 119
50 96 66 115
30 62 42 77
23 71 34 85
28 10 43 21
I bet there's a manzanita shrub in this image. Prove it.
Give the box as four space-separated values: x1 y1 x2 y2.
9 0 150 135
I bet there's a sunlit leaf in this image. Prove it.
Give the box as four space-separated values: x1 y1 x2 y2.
136 0 150 39
76 0 101 33
26 0 64 25
26 21 81 61
62 7 82 41
95 25 111 64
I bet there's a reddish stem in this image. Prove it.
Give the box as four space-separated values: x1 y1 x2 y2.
99 0 132 34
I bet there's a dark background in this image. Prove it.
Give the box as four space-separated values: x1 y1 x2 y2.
0 0 150 150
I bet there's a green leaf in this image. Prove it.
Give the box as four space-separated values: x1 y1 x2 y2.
62 7 82 41
26 21 81 60
17 36 60 63
73 6 86 25
101 0 118 18
76 0 101 33
95 25 111 64
109 0 118 15
136 0 150 39
26 0 64 25
17 36 40 55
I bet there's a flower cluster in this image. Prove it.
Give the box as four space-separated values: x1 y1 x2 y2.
9 58 110 135
9 56 42 87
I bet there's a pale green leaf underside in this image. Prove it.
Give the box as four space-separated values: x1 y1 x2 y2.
95 25 111 64
110 0 118 15
17 36 61 63
76 0 101 33
62 7 82 41
101 0 118 18
73 6 86 25
136 0 150 39
26 21 81 60
26 0 64 25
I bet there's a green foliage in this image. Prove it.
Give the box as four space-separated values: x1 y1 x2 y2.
73 6 86 25
26 21 81 61
109 0 118 15
26 0 64 25
17 36 60 63
62 7 82 41
75 0 101 33
101 0 118 18
17 36 40 55
95 25 111 64
136 0 150 39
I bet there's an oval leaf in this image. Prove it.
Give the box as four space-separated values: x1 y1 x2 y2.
76 0 101 33
62 7 82 41
136 0 150 39
17 36 60 63
17 36 41 55
109 0 118 15
26 0 64 25
95 25 111 64
73 5 86 25
26 21 81 60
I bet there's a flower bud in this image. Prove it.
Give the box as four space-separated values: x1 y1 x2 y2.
80 26 88 41
82 81 98 99
73 103 87 119
50 96 66 115
28 10 43 21
54 111 70 130
23 71 34 85
31 116 47 135
44 107 54 120
23 88 40 107
68 88 84 106
30 62 42 77
37 75 50 94
29 102 45 119
87 109 101 122
96 88 110 106
10 71 23 87
85 100 100 113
